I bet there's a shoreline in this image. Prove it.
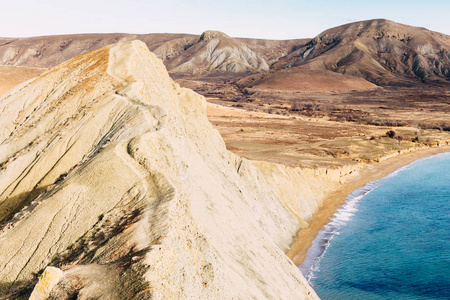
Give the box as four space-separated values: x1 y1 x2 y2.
287 145 450 266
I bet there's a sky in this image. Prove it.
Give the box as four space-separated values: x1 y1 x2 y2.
2 0 449 39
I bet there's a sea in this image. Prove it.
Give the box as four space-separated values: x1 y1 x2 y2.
299 152 450 300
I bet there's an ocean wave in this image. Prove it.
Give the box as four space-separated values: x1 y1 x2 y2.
299 185 377 282
298 152 450 283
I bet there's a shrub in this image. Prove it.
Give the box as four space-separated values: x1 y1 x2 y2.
386 130 396 138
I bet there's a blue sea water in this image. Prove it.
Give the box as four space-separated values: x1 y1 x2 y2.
300 152 450 300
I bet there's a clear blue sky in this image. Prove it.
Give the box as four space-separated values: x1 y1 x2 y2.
2 0 449 39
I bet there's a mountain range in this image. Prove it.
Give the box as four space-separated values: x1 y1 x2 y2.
0 31 305 74
1 19 449 87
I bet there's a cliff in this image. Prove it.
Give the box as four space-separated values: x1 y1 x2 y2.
0 41 320 299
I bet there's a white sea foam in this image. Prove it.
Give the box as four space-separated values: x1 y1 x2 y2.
298 152 450 283
299 184 381 282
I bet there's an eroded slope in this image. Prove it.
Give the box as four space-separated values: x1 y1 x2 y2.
166 30 269 74
0 41 321 299
274 19 450 86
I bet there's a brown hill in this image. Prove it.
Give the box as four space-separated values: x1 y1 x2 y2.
253 68 377 93
165 30 269 74
0 32 306 74
0 33 198 68
273 19 450 86
234 37 309 66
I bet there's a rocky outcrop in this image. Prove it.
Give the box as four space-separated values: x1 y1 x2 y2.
0 41 319 299
29 267 64 300
166 30 269 74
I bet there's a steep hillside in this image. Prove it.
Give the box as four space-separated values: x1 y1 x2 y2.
0 41 325 299
236 37 309 66
274 19 450 86
165 30 269 74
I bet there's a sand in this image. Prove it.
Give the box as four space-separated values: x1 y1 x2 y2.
287 145 450 266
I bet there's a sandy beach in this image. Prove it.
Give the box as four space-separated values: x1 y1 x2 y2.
287 145 450 266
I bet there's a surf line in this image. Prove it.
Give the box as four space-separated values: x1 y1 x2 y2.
298 152 450 282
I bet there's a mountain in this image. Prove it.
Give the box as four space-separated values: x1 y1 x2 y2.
2 20 449 85
165 30 269 74
252 68 377 93
0 41 325 299
0 32 306 75
273 19 450 86
0 33 198 69
235 37 310 66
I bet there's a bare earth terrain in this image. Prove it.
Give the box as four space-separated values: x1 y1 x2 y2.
0 66 46 95
206 90 450 166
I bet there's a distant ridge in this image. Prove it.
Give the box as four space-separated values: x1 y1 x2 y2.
0 33 198 68
1 19 448 85
273 19 450 86
0 32 305 74
165 30 269 74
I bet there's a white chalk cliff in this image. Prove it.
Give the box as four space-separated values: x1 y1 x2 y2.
0 41 322 299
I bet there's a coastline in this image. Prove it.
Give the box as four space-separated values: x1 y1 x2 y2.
287 145 450 266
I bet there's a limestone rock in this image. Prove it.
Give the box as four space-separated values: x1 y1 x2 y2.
29 267 63 300
0 40 318 299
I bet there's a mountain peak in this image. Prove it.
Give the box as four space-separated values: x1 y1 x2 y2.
199 30 229 42
315 19 415 42
166 30 269 74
